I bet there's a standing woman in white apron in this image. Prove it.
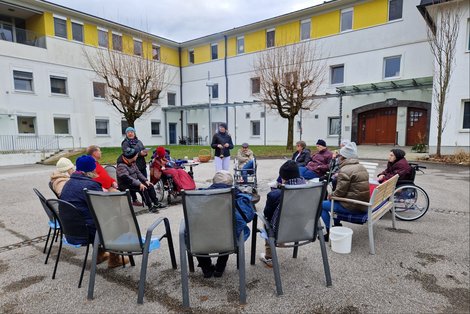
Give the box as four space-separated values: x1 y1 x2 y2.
211 123 234 171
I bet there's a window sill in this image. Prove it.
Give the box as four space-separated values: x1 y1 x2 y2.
459 129 470 133
17 133 37 136
330 82 344 87
96 134 110 137
93 97 106 101
51 93 69 97
250 135 261 138
383 76 401 81
152 134 162 137
387 18 403 24
327 135 339 138
13 90 36 95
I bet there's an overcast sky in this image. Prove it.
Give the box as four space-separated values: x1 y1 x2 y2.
49 0 325 42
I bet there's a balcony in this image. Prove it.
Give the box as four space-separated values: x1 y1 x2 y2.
0 26 46 48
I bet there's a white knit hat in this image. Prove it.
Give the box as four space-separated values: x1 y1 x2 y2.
339 142 358 159
213 170 233 185
56 157 74 173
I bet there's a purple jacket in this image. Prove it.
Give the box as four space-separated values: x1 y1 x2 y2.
378 158 413 182
306 149 333 177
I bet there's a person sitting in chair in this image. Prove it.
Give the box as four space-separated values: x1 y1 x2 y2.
150 146 195 191
377 149 413 183
299 139 333 180
236 143 255 183
292 141 311 167
86 145 119 192
50 157 75 197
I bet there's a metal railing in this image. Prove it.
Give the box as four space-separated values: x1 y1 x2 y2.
0 135 75 153
0 27 47 49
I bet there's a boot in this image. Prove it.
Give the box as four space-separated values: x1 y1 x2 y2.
96 248 109 265
108 253 130 268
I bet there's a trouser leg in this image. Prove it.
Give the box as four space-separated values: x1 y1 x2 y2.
214 157 223 172
215 254 229 272
222 157 231 171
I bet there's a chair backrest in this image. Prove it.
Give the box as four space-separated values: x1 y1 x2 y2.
47 199 90 241
84 189 143 252
48 181 60 198
359 161 379 180
33 188 56 223
182 188 237 255
104 165 117 180
370 174 399 209
276 182 325 244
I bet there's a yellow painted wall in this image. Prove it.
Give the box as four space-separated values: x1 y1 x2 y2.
122 34 134 55
161 46 180 66
245 29 265 53
84 23 98 46
66 18 72 40
354 0 388 29
142 40 152 60
25 14 46 36
217 40 225 59
227 37 236 57
275 20 300 46
107 30 113 49
312 10 340 38
194 44 210 64
181 49 189 67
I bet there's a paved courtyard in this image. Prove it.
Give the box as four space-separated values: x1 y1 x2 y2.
0 158 468 313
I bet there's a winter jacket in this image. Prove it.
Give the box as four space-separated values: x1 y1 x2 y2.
116 155 147 190
292 148 311 167
60 172 102 245
50 171 70 197
93 161 115 189
236 148 254 168
306 149 333 177
121 137 147 173
333 158 370 213
378 158 413 182
211 132 234 157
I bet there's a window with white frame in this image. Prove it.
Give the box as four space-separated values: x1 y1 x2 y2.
211 84 219 99
50 76 67 95
330 65 344 85
340 8 353 32
167 92 176 106
95 119 109 135
300 19 311 41
467 19 470 51
150 90 159 104
384 55 401 78
98 28 108 48
328 117 340 136
54 117 70 134
266 28 275 48
188 49 194 64
151 121 161 135
251 77 260 94
152 44 160 60
93 82 105 98
71 21 83 42
13 70 33 92
463 101 470 129
54 16 67 38
134 39 142 56
211 43 218 60
112 33 122 51
251 120 261 136
237 36 245 54
121 120 129 135
388 0 403 21
17 116 36 134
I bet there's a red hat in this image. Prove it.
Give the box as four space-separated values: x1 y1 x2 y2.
156 146 166 158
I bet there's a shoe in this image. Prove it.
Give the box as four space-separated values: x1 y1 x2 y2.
213 270 224 278
108 253 130 269
132 200 143 207
201 265 215 278
259 253 273 268
149 205 160 213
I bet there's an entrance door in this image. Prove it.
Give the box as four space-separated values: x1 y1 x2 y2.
187 123 199 145
406 108 427 146
358 108 397 144
169 123 177 144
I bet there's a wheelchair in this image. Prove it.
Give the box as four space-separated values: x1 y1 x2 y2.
233 156 257 194
153 174 180 205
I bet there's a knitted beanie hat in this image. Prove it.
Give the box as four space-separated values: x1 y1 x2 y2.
75 155 96 172
56 157 74 173
279 160 300 180
339 142 358 159
213 170 233 185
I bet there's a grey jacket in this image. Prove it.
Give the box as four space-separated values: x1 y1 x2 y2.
116 155 147 189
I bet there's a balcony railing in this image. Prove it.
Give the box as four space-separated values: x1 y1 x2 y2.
0 135 74 153
0 27 46 49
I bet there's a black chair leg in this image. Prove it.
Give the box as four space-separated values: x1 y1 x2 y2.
121 255 126 268
188 252 195 273
164 218 177 269
43 227 52 254
293 242 299 258
250 215 258 265
52 232 63 279
129 254 135 267
78 244 90 288
45 228 57 264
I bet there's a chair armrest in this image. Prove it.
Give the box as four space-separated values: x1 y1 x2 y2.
145 217 165 240
179 219 186 239
255 211 274 237
331 196 371 207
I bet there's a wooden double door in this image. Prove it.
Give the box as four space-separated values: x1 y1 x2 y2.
358 108 397 145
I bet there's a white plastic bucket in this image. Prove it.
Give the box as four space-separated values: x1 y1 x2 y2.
330 227 353 254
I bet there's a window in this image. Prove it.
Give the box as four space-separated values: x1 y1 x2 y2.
151 121 161 135
384 55 401 78
328 117 340 136
340 8 353 32
211 84 219 99
13 70 33 92
245 113 251 119
467 19 470 51
300 19 311 41
121 120 129 135
266 29 275 48
260 111 265 118
463 101 470 129
331 65 344 85
167 92 176 106
50 76 67 95
134 39 142 56
150 90 159 103
152 44 160 60
237 36 244 54
211 43 218 60
98 28 108 48
54 117 70 134
71 21 83 42
388 0 403 21
112 33 122 51
54 17 67 38
188 49 194 64
187 123 199 142
93 82 105 98
251 77 260 94
17 116 36 134
251 120 261 136
95 119 109 135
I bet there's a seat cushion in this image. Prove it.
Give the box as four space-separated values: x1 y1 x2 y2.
336 200 388 224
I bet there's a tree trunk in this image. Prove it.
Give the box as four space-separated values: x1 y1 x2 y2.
286 116 295 151
436 108 442 157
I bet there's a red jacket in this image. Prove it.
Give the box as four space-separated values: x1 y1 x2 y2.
306 149 333 177
378 158 413 182
93 161 116 189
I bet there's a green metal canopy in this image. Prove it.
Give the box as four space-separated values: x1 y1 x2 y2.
335 76 433 96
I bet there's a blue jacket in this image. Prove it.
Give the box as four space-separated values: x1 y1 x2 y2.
60 172 102 244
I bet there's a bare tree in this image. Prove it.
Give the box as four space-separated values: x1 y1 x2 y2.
84 46 170 127
254 41 325 150
426 1 461 157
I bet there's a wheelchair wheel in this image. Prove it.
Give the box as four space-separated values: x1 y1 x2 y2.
393 184 429 221
154 180 164 203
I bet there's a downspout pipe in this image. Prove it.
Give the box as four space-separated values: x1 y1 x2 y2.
179 47 184 139
224 35 229 126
